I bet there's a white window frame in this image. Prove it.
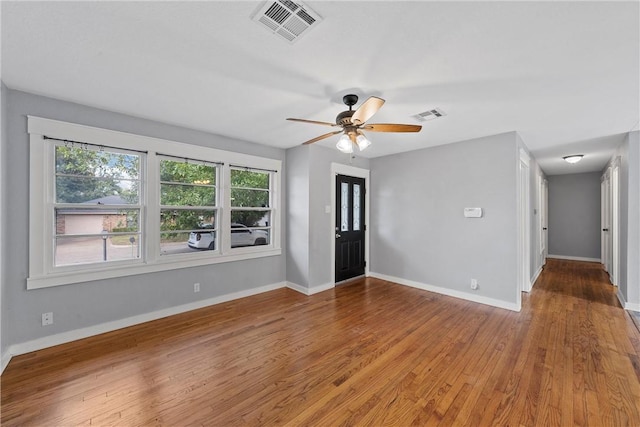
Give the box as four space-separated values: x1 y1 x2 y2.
157 155 221 257
52 142 145 272
228 166 275 253
28 116 281 289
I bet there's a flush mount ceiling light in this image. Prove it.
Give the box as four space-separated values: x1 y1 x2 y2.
563 155 584 164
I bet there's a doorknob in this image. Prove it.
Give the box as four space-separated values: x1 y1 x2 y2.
543 227 547 230
335 233 341 238
603 228 609 231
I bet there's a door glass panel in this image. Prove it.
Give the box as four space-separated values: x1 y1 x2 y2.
341 182 349 232
353 184 361 231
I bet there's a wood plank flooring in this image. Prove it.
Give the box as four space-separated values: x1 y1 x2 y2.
2 259 640 426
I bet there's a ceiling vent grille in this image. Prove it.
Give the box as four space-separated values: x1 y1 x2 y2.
412 108 447 122
252 0 322 44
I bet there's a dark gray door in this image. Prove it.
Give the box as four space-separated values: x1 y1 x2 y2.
335 174 365 282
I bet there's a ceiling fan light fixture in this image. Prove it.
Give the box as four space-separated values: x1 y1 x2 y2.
336 134 353 153
563 155 584 164
356 134 371 151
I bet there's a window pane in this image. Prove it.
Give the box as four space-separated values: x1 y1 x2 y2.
160 210 216 255
230 188 269 208
162 231 217 254
160 160 216 186
55 209 139 236
55 234 141 266
56 177 139 204
341 182 349 232
231 169 269 189
55 146 140 204
353 184 361 231
161 183 215 207
231 210 270 227
160 209 216 232
231 211 270 247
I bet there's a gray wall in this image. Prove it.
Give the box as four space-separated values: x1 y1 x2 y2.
3 89 286 348
285 146 310 287
547 172 601 259
369 132 519 306
286 144 368 289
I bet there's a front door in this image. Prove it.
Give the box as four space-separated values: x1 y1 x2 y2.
335 174 365 282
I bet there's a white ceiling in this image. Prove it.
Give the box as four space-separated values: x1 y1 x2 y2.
2 1 638 175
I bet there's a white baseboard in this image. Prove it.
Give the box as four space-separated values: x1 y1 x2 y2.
547 254 601 263
286 281 334 296
1 349 11 374
1 281 286 375
625 301 640 312
614 288 640 311
368 272 520 312
529 266 544 292
616 288 627 309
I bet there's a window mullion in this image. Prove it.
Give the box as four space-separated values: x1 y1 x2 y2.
220 164 231 254
146 152 160 264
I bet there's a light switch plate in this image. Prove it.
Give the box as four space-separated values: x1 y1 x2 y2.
464 207 483 218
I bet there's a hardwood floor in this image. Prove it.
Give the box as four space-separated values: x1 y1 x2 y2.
2 259 640 426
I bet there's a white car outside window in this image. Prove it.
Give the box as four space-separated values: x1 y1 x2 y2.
187 223 268 250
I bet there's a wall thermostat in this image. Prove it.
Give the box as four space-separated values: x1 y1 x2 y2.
464 207 483 218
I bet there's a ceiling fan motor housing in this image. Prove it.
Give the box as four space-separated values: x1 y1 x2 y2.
336 94 359 125
336 110 355 126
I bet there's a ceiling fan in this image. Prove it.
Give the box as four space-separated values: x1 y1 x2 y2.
287 94 422 153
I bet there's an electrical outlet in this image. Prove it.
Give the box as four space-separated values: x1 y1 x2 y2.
42 312 53 326
194 283 200 293
470 279 479 290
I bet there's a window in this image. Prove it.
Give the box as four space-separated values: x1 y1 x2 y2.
230 167 272 247
159 157 219 255
28 116 281 289
54 143 143 267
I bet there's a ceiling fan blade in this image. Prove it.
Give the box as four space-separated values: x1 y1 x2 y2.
363 123 422 133
351 96 385 125
287 118 338 127
302 130 343 145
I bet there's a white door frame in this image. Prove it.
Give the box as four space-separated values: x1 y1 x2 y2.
518 149 531 298
330 163 370 285
611 158 620 286
538 172 548 268
602 168 612 274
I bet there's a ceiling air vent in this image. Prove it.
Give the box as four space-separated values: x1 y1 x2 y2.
412 108 447 122
251 0 322 44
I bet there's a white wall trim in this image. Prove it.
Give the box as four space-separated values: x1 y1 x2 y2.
616 289 640 312
286 281 334 296
1 350 11 375
1 281 286 375
369 272 521 312
617 288 628 309
529 265 543 292
547 254 601 263
625 302 640 312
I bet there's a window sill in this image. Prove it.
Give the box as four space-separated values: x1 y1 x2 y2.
27 248 282 290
